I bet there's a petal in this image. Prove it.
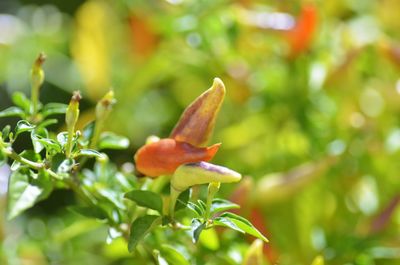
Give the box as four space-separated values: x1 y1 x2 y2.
170 78 226 147
171 161 241 192
134 138 220 178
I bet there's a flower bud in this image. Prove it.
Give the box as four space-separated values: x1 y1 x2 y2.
66 91 81 129
171 161 241 192
95 90 115 121
134 138 220 177
170 78 226 146
31 53 46 90
242 239 264 265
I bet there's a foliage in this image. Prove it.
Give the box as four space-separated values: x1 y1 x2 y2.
0 55 267 264
1 0 400 264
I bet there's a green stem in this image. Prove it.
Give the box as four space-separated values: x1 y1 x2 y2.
205 182 220 219
65 128 74 158
3 146 43 170
31 84 39 116
89 119 104 149
169 186 181 218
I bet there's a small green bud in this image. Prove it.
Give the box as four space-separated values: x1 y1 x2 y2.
95 90 115 121
171 162 241 192
30 53 46 116
66 91 81 129
31 53 46 90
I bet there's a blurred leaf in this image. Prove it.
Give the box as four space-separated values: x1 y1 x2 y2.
220 213 268 242
160 244 190 265
128 215 160 252
175 188 190 212
11 92 30 113
2 125 11 140
199 228 219 250
311 255 324 265
69 206 108 220
98 188 126 210
210 198 240 215
15 120 35 136
191 218 205 243
0 107 25 118
124 190 163 213
82 121 95 142
7 170 45 219
41 103 68 117
242 239 264 265
75 149 104 159
57 132 69 147
98 132 129 150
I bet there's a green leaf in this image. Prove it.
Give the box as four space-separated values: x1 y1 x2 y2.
0 151 7 166
39 119 58 128
56 132 69 147
51 154 74 177
2 125 11 140
191 218 205 243
69 206 108 220
220 212 268 242
160 245 190 265
187 202 204 217
98 188 126 210
82 121 95 142
0 107 25 118
175 188 190 212
41 103 67 117
98 132 130 150
213 216 245 233
15 120 35 137
12 92 30 113
74 149 105 159
128 215 160 252
210 198 240 215
125 190 163 213
30 128 49 153
7 170 43 219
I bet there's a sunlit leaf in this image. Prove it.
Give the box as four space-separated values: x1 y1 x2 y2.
98 132 130 150
128 215 160 252
220 212 268 242
0 107 25 118
210 198 240 215
160 245 190 265
125 190 163 213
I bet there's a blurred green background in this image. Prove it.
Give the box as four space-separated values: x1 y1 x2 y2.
1 0 400 264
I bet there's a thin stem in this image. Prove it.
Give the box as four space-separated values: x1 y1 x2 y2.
89 120 103 149
205 182 220 219
65 129 74 158
169 186 181 218
31 84 39 116
3 147 43 170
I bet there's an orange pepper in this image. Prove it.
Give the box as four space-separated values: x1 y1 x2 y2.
285 5 318 58
134 138 220 177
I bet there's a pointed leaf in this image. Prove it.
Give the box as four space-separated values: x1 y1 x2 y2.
98 132 130 150
124 190 163 213
128 215 161 252
213 216 245 233
75 149 105 159
0 107 25 118
191 218 205 243
15 120 35 136
12 92 31 113
210 198 240 215
160 245 190 265
8 170 42 219
41 103 68 117
220 212 268 242
69 206 108 220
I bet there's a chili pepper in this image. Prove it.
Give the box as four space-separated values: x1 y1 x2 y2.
134 138 221 177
